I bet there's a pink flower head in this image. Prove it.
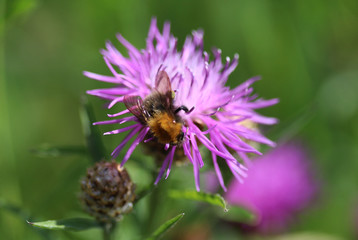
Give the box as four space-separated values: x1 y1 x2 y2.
225 143 317 233
85 18 278 191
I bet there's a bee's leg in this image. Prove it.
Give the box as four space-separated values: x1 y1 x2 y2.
174 106 195 114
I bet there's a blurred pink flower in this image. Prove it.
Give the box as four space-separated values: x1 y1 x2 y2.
225 142 317 234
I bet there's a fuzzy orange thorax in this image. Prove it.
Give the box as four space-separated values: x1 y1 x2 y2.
147 112 182 144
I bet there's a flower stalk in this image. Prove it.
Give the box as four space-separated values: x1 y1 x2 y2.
102 221 116 240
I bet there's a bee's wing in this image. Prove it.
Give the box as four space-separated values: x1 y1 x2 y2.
155 70 172 94
123 95 147 122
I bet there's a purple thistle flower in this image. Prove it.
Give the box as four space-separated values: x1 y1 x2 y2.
85 18 278 191
225 143 317 234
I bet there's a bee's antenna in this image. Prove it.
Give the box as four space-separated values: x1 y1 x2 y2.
175 106 195 114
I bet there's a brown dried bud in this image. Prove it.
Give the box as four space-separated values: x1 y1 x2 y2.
80 161 135 223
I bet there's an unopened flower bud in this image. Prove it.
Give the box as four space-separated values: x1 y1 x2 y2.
80 161 135 223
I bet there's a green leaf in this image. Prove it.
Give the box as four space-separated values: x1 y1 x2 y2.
27 218 100 231
31 144 87 158
1 199 55 239
0 199 30 219
220 205 257 225
271 232 345 240
169 190 228 212
80 96 107 162
146 213 184 240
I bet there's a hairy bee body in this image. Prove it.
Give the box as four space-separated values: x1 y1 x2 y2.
147 112 183 145
124 70 190 145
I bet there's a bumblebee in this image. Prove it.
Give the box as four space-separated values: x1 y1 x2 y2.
123 70 193 145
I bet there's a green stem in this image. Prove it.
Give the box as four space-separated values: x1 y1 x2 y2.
145 169 164 235
102 222 116 240
146 186 159 234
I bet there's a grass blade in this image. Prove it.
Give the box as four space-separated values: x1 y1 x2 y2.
146 213 184 240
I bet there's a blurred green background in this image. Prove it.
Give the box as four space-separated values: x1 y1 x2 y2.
1 0 358 239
